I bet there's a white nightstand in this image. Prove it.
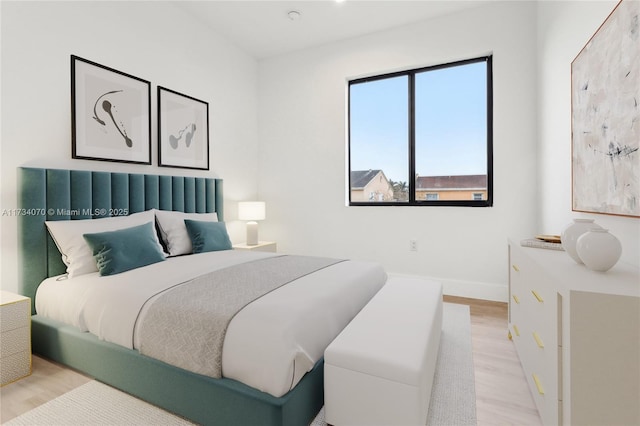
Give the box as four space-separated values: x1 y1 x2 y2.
233 241 277 253
0 291 32 386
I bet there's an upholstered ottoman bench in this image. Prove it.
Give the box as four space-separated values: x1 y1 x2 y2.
324 277 443 426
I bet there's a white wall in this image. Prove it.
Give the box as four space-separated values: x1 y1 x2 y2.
0 1 259 294
257 1 539 301
3 1 634 299
537 0 640 266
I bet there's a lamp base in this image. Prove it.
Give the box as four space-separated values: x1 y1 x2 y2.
246 221 258 246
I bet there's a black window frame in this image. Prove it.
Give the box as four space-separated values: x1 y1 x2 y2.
348 55 493 207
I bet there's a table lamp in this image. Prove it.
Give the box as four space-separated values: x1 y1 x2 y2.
238 201 266 245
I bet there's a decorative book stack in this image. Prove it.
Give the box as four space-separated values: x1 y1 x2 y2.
520 235 564 251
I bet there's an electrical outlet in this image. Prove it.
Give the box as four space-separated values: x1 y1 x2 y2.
409 239 418 251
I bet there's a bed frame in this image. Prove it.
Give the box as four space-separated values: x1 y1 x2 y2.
18 167 324 426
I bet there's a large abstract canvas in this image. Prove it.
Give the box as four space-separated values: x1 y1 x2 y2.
571 0 639 217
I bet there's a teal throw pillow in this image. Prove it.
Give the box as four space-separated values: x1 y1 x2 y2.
184 220 232 253
83 222 165 276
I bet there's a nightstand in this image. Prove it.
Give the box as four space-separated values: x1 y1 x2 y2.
233 241 277 253
0 291 32 386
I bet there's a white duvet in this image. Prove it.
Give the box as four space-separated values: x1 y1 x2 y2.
35 250 386 397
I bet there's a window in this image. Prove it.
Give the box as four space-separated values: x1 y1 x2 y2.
348 56 492 207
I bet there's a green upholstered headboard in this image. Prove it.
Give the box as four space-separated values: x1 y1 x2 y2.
19 167 223 313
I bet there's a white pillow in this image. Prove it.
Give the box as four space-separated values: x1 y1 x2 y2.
45 210 164 278
154 210 219 256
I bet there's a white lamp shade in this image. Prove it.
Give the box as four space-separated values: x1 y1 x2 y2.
238 201 266 221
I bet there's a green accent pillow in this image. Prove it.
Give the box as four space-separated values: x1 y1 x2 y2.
184 220 232 253
83 222 166 276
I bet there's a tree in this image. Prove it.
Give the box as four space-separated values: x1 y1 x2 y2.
389 180 408 201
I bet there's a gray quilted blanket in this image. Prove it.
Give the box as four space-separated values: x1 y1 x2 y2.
136 255 343 378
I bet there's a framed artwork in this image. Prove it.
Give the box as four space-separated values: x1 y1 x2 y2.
571 0 639 218
158 86 209 170
71 55 151 164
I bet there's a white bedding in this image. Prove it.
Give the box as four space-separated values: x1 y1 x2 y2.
35 250 386 397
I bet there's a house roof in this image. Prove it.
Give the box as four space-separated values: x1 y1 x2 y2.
416 174 487 190
351 170 384 189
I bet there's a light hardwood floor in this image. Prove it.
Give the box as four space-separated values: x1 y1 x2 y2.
447 296 542 426
1 297 542 425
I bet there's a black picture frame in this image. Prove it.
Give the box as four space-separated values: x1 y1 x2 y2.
158 86 209 170
71 55 151 164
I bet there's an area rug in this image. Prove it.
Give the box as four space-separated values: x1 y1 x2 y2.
7 303 475 426
4 380 194 425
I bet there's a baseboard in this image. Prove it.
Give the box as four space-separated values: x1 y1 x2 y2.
387 272 508 303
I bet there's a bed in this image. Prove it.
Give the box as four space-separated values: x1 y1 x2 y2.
18 167 386 426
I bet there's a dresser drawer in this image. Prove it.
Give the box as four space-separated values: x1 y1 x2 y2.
530 370 558 425
1 326 30 358
0 298 30 332
0 350 31 385
509 293 524 337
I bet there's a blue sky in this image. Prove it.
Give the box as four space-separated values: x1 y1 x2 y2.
350 61 487 183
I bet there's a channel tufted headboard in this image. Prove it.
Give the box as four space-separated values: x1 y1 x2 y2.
19 167 223 313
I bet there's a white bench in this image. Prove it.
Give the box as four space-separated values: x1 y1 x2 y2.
324 277 443 426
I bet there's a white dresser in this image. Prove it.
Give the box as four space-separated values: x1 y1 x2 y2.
0 291 32 386
508 241 639 426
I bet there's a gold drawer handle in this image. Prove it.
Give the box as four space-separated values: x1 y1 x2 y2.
513 325 520 337
512 264 520 272
533 331 544 348
531 290 544 303
512 295 520 304
532 373 545 395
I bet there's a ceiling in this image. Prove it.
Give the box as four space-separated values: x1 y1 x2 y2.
173 1 492 59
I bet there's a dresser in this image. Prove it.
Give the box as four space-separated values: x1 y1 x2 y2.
0 291 32 385
508 241 639 426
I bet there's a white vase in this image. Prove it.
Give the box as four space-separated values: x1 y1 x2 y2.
576 228 622 272
561 219 602 264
